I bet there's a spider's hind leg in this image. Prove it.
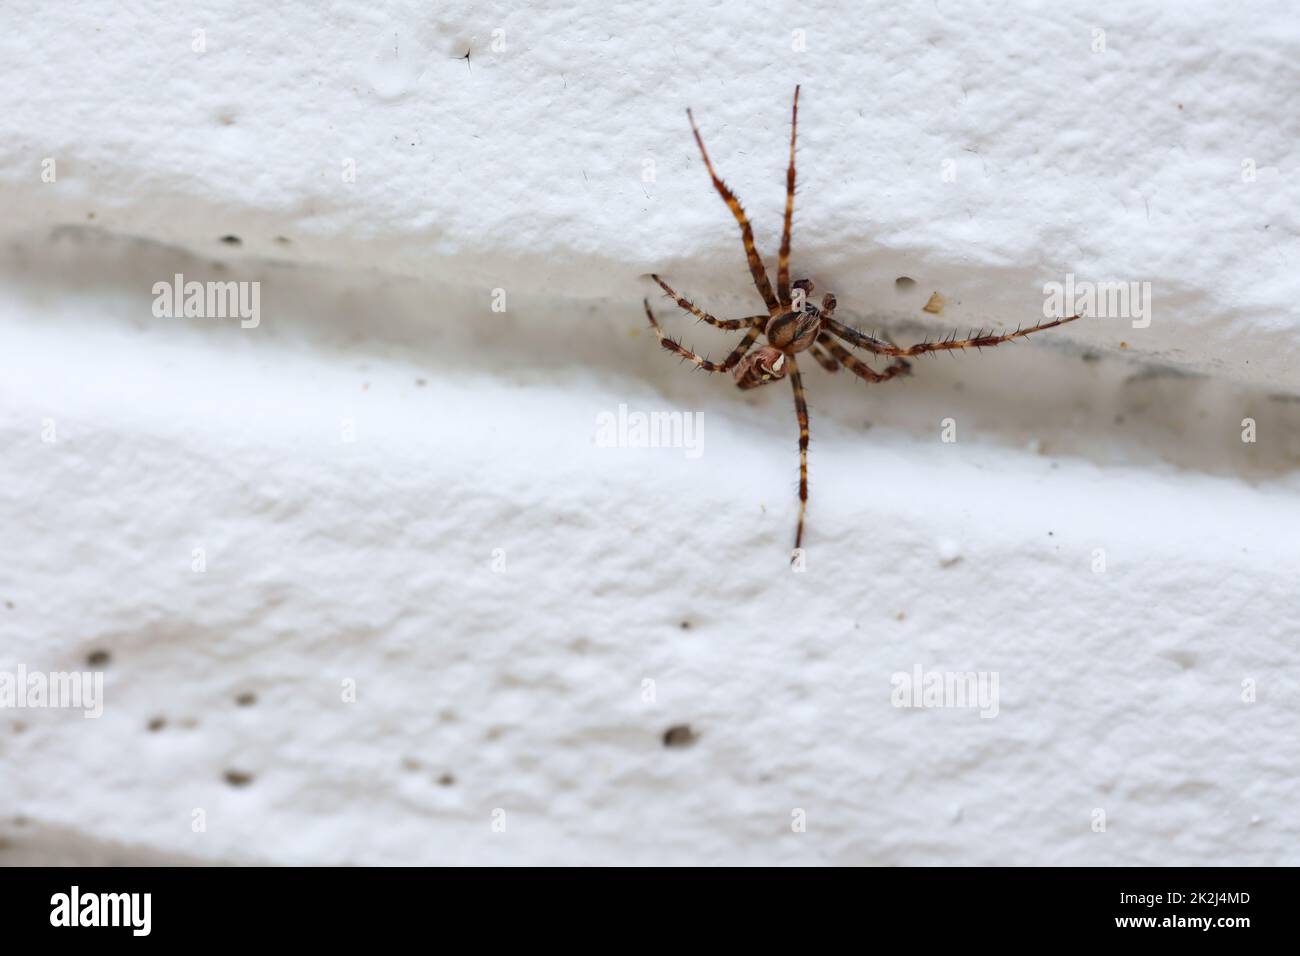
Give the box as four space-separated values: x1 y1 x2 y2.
777 85 801 306
686 107 781 313
824 314 1081 358
817 333 909 383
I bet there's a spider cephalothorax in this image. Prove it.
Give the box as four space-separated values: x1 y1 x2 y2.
733 345 787 390
643 86 1080 556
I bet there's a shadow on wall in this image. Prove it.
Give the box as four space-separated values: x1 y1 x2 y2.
7 228 1300 484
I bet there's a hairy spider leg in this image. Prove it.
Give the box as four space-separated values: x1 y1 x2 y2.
823 314 1081 357
686 107 781 313
650 274 766 330
644 299 760 372
817 333 910 383
788 354 811 552
777 85 800 306
807 340 839 373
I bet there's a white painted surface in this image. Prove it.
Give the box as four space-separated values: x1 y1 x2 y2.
1 1 1298 865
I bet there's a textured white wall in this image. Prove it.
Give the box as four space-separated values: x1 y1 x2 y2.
1 1 1298 865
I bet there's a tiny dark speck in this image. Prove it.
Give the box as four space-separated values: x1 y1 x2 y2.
235 692 256 707
224 770 254 787
146 716 166 732
220 235 242 246
679 620 691 630
86 649 110 667
437 773 455 786
663 724 698 748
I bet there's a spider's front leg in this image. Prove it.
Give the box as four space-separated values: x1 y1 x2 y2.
787 354 811 553
651 274 765 331
644 299 759 372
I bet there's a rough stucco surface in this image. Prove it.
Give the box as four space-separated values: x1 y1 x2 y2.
1 1 1299 865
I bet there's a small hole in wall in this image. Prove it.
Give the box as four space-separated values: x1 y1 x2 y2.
662 724 698 749
85 649 111 667
234 692 257 707
223 770 254 787
220 235 242 246
895 276 917 291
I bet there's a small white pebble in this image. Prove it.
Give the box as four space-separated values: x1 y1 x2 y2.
937 538 962 568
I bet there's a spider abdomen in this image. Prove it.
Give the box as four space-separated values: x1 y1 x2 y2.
765 307 821 352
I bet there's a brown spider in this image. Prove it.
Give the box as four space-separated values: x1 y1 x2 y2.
644 86 1080 556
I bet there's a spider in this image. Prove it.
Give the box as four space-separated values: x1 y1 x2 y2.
644 85 1080 557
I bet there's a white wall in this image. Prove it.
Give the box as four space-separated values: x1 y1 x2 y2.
1 0 1298 864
